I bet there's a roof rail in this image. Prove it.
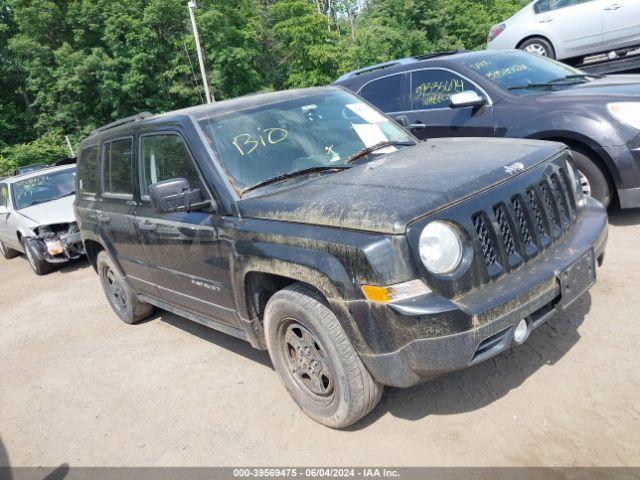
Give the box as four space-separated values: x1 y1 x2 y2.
334 58 416 82
91 112 153 135
413 50 468 60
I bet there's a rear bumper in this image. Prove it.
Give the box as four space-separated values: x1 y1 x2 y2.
353 198 608 388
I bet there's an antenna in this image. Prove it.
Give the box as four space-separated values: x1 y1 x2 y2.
188 1 214 104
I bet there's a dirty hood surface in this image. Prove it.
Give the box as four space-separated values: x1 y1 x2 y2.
237 138 564 234
17 194 77 226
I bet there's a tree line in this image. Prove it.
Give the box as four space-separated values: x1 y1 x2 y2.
0 0 526 174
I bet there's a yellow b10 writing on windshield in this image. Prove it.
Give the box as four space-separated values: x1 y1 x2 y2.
232 128 288 156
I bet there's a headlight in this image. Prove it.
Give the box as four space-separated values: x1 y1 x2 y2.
418 221 464 274
607 103 640 130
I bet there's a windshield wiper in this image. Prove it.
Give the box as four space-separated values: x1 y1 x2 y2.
345 141 416 165
241 165 351 195
508 73 603 91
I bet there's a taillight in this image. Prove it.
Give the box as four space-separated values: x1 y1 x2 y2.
488 24 506 42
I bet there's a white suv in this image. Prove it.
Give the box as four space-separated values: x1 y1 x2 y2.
487 0 640 61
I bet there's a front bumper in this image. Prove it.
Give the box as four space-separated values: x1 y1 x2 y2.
598 133 640 209
27 231 86 264
352 198 608 388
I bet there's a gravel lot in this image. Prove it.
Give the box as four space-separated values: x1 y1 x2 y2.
1 209 639 467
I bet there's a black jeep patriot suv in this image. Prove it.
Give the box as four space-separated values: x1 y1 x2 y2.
75 86 608 428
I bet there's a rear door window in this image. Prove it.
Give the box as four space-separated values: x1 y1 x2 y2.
0 184 8 208
102 138 133 196
535 0 594 13
410 69 480 110
140 134 204 198
77 145 99 194
358 73 410 113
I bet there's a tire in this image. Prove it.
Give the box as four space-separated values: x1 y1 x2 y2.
264 283 382 429
519 37 555 59
0 240 19 260
96 251 153 324
570 149 612 208
22 238 54 275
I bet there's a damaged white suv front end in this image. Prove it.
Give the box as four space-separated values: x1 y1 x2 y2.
0 165 85 275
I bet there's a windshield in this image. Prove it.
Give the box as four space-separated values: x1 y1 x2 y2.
198 90 414 192
12 169 76 210
460 52 585 95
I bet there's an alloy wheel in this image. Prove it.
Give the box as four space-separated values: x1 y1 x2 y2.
524 43 548 57
0 241 5 256
578 170 592 197
24 244 37 270
280 320 335 400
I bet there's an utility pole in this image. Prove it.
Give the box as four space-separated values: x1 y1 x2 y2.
64 135 75 158
188 0 214 104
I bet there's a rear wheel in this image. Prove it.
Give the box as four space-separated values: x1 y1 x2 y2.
22 238 54 275
519 37 555 59
570 149 612 208
264 283 382 429
96 251 153 324
0 240 19 260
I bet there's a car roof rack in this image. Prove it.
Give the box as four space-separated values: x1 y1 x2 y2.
91 112 153 135
413 50 468 60
335 51 468 82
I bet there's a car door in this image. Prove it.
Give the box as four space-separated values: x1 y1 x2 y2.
602 0 640 49
98 137 147 285
534 0 603 57
134 131 237 326
403 68 495 140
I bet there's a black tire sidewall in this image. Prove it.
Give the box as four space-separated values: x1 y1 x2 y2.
265 294 354 426
96 251 137 324
570 149 612 208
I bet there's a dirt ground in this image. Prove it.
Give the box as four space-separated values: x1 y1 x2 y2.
1 209 639 467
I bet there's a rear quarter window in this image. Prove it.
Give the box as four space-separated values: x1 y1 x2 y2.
77 145 99 194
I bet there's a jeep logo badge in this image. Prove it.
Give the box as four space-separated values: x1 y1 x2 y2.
504 162 525 175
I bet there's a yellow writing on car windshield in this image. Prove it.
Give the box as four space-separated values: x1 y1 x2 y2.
232 127 288 156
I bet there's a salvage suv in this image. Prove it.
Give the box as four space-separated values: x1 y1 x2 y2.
75 87 608 428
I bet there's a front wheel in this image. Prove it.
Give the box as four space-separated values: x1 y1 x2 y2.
22 238 54 275
570 149 612 208
264 283 382 429
96 251 153 324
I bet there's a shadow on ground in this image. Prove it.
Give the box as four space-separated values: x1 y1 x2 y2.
157 310 272 368
141 284 591 429
608 207 640 226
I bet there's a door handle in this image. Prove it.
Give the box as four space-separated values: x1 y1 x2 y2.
539 16 554 23
97 213 111 224
604 3 621 10
137 220 157 232
410 123 427 130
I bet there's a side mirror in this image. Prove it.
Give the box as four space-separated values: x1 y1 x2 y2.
394 115 410 129
449 91 486 109
148 178 213 214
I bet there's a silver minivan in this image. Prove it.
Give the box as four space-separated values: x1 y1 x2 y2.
487 0 640 61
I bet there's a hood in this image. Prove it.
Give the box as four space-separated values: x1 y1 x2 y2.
545 74 640 100
17 195 77 227
237 138 565 234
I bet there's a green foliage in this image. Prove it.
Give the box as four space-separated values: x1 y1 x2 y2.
0 0 529 156
0 132 68 176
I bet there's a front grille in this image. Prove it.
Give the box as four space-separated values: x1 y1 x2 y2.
470 165 577 278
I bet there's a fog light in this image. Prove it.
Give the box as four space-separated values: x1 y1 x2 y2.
513 319 529 344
